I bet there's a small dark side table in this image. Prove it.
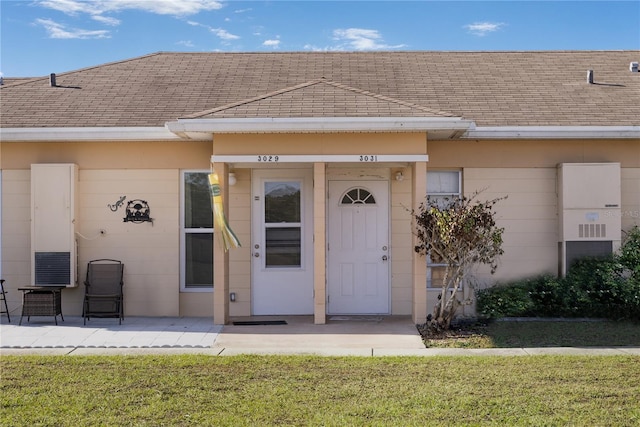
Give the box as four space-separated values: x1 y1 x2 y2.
18 286 65 325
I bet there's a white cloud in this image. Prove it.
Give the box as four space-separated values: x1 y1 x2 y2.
211 28 240 40
37 0 224 17
176 40 195 47
331 28 405 50
91 15 120 26
263 39 280 48
35 18 110 39
464 22 506 37
35 0 224 34
186 20 239 41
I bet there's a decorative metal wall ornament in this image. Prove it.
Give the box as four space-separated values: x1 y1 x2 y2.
123 199 153 224
108 195 127 212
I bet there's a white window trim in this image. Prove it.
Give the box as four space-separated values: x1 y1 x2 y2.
180 170 214 292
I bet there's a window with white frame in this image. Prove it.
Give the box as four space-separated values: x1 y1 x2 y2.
427 170 461 208
181 171 214 291
426 170 461 288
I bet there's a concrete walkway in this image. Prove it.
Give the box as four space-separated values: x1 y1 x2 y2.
1 315 639 356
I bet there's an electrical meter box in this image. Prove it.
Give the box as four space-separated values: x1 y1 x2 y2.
558 163 621 276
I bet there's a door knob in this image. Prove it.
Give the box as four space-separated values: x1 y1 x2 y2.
254 252 260 257
382 255 388 261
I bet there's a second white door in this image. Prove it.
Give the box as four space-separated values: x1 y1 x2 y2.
328 180 390 314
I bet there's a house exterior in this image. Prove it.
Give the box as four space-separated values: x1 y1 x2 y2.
1 51 639 325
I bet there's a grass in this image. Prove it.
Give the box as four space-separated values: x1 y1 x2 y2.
2 355 640 426
421 319 640 348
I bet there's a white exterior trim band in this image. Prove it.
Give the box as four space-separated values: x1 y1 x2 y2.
167 117 474 136
0 127 182 142
211 154 429 163
464 126 640 139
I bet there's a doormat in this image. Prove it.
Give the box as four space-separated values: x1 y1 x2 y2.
232 320 288 326
329 316 384 322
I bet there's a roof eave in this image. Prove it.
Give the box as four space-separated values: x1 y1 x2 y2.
166 117 475 139
0 127 182 142
464 126 640 139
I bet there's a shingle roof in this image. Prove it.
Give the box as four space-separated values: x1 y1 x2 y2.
184 78 458 119
1 51 639 128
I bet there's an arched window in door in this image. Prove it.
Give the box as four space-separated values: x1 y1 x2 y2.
340 187 376 205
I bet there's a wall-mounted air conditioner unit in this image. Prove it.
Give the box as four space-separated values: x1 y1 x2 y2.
31 164 79 287
558 163 621 276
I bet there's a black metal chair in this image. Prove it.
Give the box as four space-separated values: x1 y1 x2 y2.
0 279 10 323
83 259 124 325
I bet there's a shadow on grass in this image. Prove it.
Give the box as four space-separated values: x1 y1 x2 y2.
420 319 640 348
485 319 640 348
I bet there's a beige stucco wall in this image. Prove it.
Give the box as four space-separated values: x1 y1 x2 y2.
427 138 640 169
1 135 637 320
1 141 212 317
427 137 639 293
463 167 559 284
212 133 427 156
621 168 640 232
2 168 182 317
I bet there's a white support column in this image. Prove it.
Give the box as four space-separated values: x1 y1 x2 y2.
412 161 428 323
212 161 230 325
313 162 327 324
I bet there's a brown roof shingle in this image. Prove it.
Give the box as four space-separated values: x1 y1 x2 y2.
185 79 458 119
1 51 639 128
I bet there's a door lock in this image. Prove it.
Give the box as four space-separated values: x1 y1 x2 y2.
382 255 388 261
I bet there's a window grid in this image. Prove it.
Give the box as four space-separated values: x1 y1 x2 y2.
341 188 376 205
427 171 461 288
181 170 214 292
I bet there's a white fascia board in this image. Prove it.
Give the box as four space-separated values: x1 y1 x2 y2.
211 154 429 163
0 127 182 142
464 126 640 139
166 117 474 136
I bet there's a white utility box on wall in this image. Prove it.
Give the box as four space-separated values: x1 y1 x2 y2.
558 163 621 276
31 163 79 287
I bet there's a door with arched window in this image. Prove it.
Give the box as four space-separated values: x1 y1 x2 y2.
328 180 390 314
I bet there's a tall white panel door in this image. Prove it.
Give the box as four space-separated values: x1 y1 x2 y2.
252 170 314 315
328 180 390 314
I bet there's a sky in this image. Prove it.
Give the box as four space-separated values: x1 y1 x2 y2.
1 0 639 77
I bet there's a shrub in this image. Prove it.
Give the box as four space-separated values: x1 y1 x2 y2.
476 281 535 318
477 227 640 320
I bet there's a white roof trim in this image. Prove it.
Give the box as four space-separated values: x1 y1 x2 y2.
0 127 182 142
464 126 640 139
166 117 474 138
212 154 429 163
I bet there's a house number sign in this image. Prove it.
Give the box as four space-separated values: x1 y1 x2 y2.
359 155 378 162
257 155 280 162
256 155 378 163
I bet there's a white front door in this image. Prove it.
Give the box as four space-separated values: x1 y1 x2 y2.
328 180 390 314
251 169 314 315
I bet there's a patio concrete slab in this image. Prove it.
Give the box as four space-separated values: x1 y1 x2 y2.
211 315 425 356
1 316 222 351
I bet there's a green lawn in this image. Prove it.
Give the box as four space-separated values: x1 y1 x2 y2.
2 355 639 426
